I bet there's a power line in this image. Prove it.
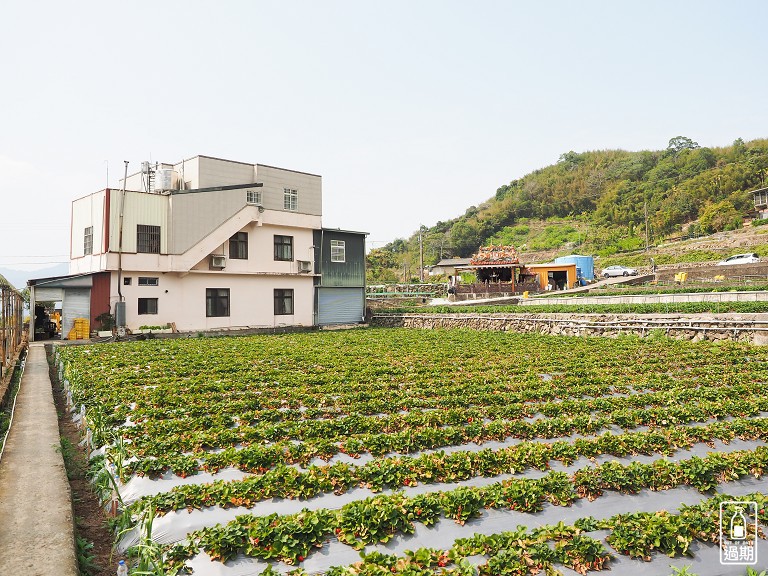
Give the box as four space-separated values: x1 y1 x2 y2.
0 260 69 266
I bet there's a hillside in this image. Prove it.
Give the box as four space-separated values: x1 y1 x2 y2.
372 137 768 281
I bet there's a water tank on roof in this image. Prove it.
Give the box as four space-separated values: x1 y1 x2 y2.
554 254 594 280
155 168 178 191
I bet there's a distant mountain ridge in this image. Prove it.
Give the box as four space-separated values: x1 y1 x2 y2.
0 264 69 291
387 137 768 262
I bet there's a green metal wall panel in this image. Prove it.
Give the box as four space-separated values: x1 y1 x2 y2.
314 230 366 287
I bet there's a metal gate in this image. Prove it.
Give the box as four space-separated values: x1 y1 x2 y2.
61 288 91 339
317 288 364 325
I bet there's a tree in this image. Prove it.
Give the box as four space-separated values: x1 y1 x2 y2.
366 248 397 270
698 200 741 234
732 137 746 158
666 136 700 157
450 220 482 257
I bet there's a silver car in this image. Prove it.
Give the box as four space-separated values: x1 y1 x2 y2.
717 253 760 266
602 265 638 278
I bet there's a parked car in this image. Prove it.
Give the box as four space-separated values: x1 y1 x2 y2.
717 253 760 266
602 265 638 278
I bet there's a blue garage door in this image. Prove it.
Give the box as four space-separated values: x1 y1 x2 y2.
317 288 364 325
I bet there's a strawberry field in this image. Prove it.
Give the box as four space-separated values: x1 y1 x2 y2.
56 328 768 575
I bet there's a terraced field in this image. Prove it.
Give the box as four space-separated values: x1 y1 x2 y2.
56 329 768 575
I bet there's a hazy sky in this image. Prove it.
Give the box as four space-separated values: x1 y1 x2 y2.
1 0 766 269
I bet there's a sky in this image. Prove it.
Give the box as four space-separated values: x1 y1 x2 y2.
1 0 767 272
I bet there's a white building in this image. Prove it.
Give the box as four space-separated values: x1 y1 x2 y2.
29 155 366 339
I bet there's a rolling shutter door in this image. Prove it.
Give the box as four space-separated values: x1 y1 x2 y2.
61 288 91 339
317 288 364 325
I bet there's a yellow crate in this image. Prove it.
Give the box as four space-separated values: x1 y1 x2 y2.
68 318 90 340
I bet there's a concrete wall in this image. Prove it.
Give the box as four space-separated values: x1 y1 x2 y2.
187 219 317 275
106 191 169 254
655 261 768 281
256 164 322 216
197 156 256 189
170 188 247 254
70 190 106 263
108 271 315 332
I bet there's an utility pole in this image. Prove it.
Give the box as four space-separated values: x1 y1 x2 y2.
419 226 424 282
644 201 649 252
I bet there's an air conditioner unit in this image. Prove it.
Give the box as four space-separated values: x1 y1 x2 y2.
297 260 312 273
210 255 226 269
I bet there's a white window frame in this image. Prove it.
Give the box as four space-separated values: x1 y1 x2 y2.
246 189 262 205
83 226 93 255
283 188 298 211
138 277 159 287
330 240 346 263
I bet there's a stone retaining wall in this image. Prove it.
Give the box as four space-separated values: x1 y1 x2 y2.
371 313 768 345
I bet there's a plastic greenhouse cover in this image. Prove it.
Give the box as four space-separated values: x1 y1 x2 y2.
119 438 765 551
119 467 251 506
180 476 768 576
114 412 768 505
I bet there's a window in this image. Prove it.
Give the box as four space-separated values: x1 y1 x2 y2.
83 226 93 255
229 232 248 260
138 298 158 315
138 277 159 286
206 288 230 317
274 289 294 315
330 240 346 263
137 224 161 254
274 235 293 261
283 188 298 211
123 277 132 286
246 189 262 205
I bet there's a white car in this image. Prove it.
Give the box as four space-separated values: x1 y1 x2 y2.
717 253 760 266
602 265 638 278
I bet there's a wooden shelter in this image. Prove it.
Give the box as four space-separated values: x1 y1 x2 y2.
456 245 539 296
0 274 25 380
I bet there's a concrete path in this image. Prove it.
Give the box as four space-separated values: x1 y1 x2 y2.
0 343 78 575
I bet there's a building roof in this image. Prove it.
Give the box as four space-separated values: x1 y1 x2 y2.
470 245 520 266
526 262 577 269
0 273 18 292
321 227 369 236
433 258 472 267
28 272 93 288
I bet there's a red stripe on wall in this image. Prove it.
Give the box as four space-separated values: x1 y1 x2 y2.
90 271 111 329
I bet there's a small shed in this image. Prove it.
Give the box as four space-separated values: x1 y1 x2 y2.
428 258 472 277
525 263 578 291
754 187 768 220
28 272 110 341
